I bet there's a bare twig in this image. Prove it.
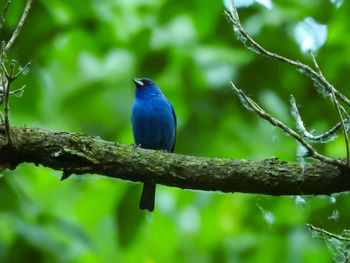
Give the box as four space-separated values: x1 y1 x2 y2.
307 224 350 242
309 51 322 75
339 104 350 126
0 59 8 76
10 85 25 96
1 61 29 146
227 1 350 168
11 62 30 81
0 0 32 146
0 0 11 33
224 6 350 108
0 71 5 124
230 82 344 167
0 0 33 145
0 89 2 105
310 51 350 165
0 84 26 105
0 67 10 145
331 90 350 165
3 0 33 55
290 95 347 142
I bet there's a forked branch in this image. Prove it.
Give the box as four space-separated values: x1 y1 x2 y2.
230 82 344 167
3 0 33 54
0 0 32 145
224 5 350 108
227 0 350 167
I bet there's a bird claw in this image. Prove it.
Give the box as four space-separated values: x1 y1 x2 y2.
131 143 141 150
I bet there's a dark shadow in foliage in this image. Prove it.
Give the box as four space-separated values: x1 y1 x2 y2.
4 236 45 263
0 176 21 211
140 51 169 76
38 212 93 251
129 29 152 58
211 245 226 263
116 185 146 248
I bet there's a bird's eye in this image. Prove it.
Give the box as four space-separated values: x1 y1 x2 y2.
142 79 151 85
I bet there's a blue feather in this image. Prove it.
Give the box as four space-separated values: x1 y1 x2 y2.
131 78 176 211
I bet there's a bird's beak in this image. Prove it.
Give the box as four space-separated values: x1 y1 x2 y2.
133 78 144 87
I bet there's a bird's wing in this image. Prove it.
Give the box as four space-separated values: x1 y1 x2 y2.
168 100 177 153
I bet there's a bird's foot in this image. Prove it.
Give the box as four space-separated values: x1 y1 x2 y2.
131 143 141 150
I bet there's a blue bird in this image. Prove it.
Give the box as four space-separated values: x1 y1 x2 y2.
131 77 176 212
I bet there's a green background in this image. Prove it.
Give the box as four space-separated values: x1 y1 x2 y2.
1 0 350 262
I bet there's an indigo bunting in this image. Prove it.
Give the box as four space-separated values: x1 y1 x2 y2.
131 78 176 212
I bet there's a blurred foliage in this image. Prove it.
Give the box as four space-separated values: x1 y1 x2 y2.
1 0 350 262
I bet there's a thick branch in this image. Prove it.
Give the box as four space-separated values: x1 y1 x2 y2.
0 126 349 195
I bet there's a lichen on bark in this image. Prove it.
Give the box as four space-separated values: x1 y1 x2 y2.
0 126 349 195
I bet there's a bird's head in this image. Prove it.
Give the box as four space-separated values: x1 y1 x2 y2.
133 78 155 88
133 77 162 98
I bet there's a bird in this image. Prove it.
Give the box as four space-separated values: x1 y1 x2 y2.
131 77 176 212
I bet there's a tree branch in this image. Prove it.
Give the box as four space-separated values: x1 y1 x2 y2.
230 82 345 167
3 0 33 54
307 224 350 242
0 0 11 33
226 1 350 171
290 95 346 143
0 126 350 195
310 51 350 165
224 8 350 107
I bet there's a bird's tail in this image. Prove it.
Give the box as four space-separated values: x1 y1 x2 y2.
140 183 156 212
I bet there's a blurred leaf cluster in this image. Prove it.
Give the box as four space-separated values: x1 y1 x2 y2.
1 0 350 262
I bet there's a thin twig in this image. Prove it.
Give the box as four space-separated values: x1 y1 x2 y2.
224 7 350 108
310 51 350 165
9 60 15 78
3 0 33 55
230 82 345 167
290 95 346 142
339 103 350 124
1 60 8 77
0 86 25 106
309 51 322 75
11 62 30 81
307 224 350 242
227 1 350 167
0 81 3 104
0 0 11 33
331 90 350 165
1 59 29 146
0 67 10 145
10 85 25 96
0 0 32 146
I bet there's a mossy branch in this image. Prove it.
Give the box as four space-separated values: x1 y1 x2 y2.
1 126 349 195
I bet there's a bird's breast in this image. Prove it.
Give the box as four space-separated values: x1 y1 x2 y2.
132 97 175 151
